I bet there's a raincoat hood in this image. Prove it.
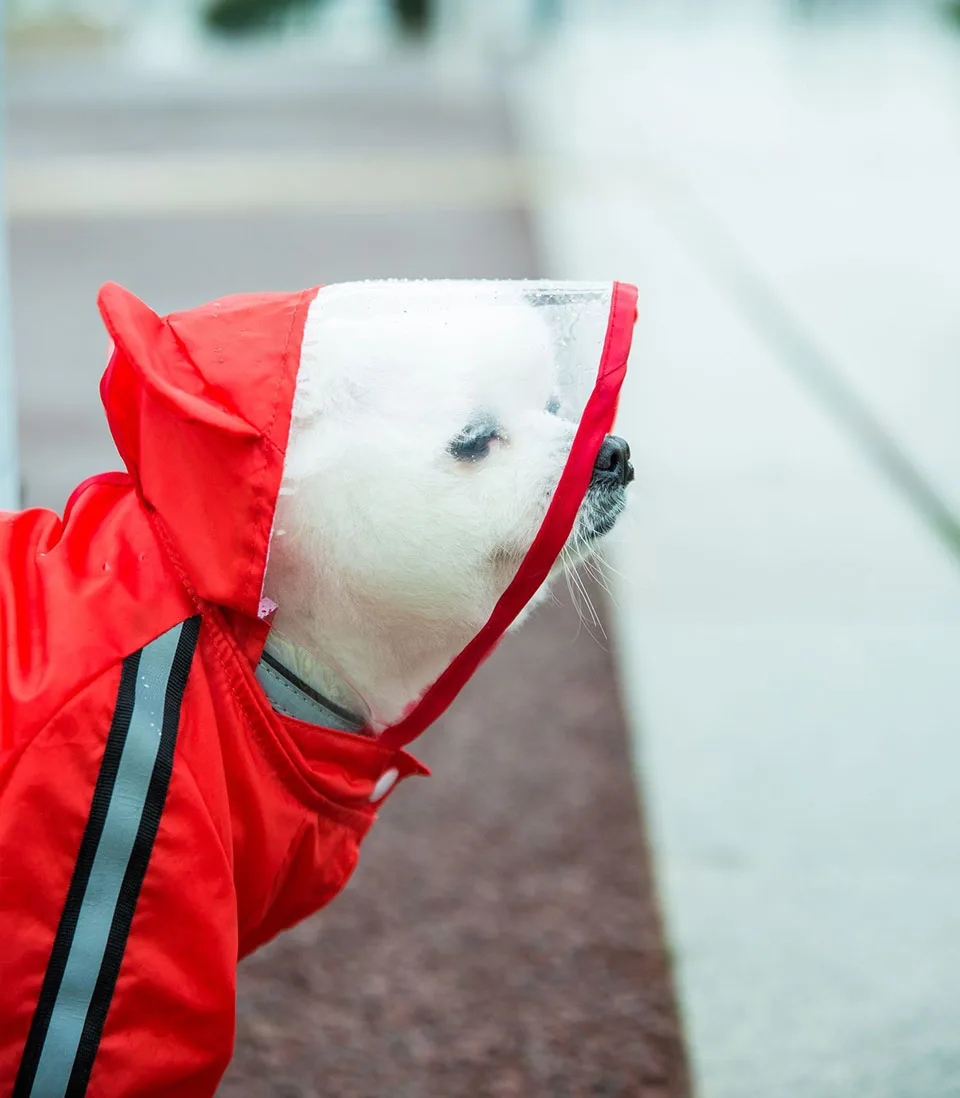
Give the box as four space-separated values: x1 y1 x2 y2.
98 279 638 747
98 281 310 623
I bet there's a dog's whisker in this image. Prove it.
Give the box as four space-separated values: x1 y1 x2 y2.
570 562 603 635
582 556 613 597
575 572 607 646
562 566 586 642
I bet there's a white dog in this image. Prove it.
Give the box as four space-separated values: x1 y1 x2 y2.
263 290 633 731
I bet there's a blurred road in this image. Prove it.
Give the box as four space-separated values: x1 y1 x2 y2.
8 50 529 513
519 9 960 1098
7 41 687 1098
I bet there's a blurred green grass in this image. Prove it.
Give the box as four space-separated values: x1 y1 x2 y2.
203 0 432 36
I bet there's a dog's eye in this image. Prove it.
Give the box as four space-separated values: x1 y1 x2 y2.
449 420 502 462
545 396 561 416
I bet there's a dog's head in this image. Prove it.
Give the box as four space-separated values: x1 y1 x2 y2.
265 289 632 726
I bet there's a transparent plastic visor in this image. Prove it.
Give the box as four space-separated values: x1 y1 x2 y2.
261 280 617 732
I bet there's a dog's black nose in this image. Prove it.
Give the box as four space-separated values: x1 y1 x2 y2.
592 435 634 487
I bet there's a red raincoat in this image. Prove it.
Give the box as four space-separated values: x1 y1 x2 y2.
0 280 636 1097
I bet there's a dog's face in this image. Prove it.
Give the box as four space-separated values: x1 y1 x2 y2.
267 297 631 724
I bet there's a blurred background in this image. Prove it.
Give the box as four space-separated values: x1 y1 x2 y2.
3 0 960 1095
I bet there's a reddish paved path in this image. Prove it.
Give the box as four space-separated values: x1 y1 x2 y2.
221 587 689 1098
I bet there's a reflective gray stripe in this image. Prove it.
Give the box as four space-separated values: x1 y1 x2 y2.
255 657 364 733
29 622 184 1098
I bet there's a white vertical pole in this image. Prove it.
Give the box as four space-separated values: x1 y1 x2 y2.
0 2 20 511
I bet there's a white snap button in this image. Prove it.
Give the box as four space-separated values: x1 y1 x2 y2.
369 767 399 804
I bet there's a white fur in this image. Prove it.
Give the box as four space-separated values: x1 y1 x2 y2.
263 285 612 731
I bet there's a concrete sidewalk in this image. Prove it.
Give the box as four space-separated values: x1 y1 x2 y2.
517 12 960 1098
